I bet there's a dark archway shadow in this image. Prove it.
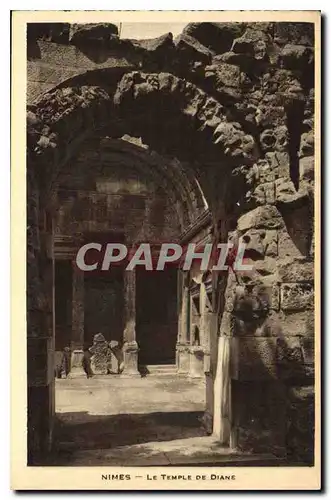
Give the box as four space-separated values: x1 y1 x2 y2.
48 410 206 465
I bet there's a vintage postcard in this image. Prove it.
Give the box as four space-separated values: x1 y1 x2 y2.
11 10 321 490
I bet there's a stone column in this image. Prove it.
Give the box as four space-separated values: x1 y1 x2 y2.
70 261 85 377
181 284 190 343
121 270 140 377
177 272 190 374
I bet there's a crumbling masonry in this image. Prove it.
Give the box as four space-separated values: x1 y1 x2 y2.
27 21 315 465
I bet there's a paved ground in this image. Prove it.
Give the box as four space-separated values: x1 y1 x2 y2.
52 375 280 466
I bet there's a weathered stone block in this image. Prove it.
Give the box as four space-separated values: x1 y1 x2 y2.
175 33 212 63
281 283 314 311
136 32 174 53
184 22 246 54
265 151 291 179
213 122 258 164
189 346 205 378
277 257 314 282
176 345 190 374
252 258 278 278
280 44 313 70
275 178 309 206
264 230 278 257
240 228 278 258
232 27 272 61
279 310 314 337
249 182 275 205
256 159 276 183
278 229 306 259
299 130 314 158
262 69 304 104
205 62 241 87
300 156 315 182
255 105 287 128
274 23 314 47
237 205 284 232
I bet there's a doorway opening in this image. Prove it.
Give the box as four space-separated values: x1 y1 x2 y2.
136 267 178 367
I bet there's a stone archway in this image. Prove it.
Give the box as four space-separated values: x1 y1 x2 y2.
26 18 316 467
27 68 258 463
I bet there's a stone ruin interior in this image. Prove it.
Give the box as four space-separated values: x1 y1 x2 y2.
27 21 315 466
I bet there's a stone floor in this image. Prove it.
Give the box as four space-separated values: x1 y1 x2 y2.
52 375 280 466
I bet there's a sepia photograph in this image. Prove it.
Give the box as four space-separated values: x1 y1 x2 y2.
11 10 321 490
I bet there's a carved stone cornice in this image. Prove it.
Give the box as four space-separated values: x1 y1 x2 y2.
180 209 212 245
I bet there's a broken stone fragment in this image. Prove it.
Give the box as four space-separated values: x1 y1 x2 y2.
27 110 40 127
213 122 257 164
237 205 284 232
275 178 309 206
205 62 241 88
280 44 313 70
239 228 278 259
183 22 246 54
299 131 314 158
175 33 212 63
231 27 273 61
89 333 111 375
273 22 314 47
69 23 119 46
135 32 174 53
299 156 314 182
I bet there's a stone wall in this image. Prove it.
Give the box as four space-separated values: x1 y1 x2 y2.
27 21 316 464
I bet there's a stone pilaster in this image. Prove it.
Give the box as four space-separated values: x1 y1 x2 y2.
122 270 140 376
70 261 85 377
213 335 232 445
